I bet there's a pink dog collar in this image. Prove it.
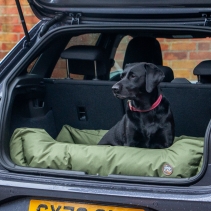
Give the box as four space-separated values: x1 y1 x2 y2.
128 94 163 113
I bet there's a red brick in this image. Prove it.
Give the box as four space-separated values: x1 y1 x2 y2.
19 33 25 39
0 7 3 14
5 24 31 34
2 42 16 51
173 70 192 79
164 52 187 60
26 24 36 31
5 0 16 5
172 60 197 70
189 52 211 60
12 25 25 33
22 6 35 15
70 74 84 80
51 69 67 78
20 0 31 5
160 43 169 51
157 38 165 42
171 42 196 51
58 60 67 69
11 25 24 33
2 24 12 32
60 59 67 70
163 60 171 67
0 52 8 60
2 6 18 14
198 42 210 50
1 4 33 15
0 33 18 42
2 16 20 24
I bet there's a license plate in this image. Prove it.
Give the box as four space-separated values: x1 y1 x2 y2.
29 199 145 211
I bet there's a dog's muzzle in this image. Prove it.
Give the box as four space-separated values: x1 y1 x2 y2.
112 84 121 94
112 83 126 99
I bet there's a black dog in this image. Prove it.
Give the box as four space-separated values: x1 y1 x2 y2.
98 62 174 149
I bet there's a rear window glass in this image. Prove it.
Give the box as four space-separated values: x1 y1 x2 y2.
112 36 211 81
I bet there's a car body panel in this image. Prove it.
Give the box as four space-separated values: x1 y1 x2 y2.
1 1 211 210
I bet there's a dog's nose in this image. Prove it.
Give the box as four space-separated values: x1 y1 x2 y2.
112 84 120 93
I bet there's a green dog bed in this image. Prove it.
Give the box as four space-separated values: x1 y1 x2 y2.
10 125 204 178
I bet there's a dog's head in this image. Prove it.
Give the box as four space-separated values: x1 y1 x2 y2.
112 62 164 100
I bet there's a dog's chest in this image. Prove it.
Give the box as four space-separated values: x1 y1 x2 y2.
127 110 161 135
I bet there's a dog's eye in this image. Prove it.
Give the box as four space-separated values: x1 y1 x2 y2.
130 73 136 78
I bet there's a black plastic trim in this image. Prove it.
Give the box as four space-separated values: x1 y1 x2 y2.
31 0 211 7
28 0 211 20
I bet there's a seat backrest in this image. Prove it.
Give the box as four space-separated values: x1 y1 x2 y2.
44 79 125 132
193 60 211 83
160 82 211 137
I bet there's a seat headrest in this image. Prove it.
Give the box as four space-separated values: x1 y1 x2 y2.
193 60 211 83
61 45 106 61
193 60 211 76
123 36 163 69
157 65 174 82
61 45 106 76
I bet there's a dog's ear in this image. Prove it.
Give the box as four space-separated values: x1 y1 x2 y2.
145 63 165 93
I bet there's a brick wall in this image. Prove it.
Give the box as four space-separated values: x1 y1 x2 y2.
1 1 211 80
0 0 39 59
159 38 211 80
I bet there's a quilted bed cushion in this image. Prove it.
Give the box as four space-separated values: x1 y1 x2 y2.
10 125 204 178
